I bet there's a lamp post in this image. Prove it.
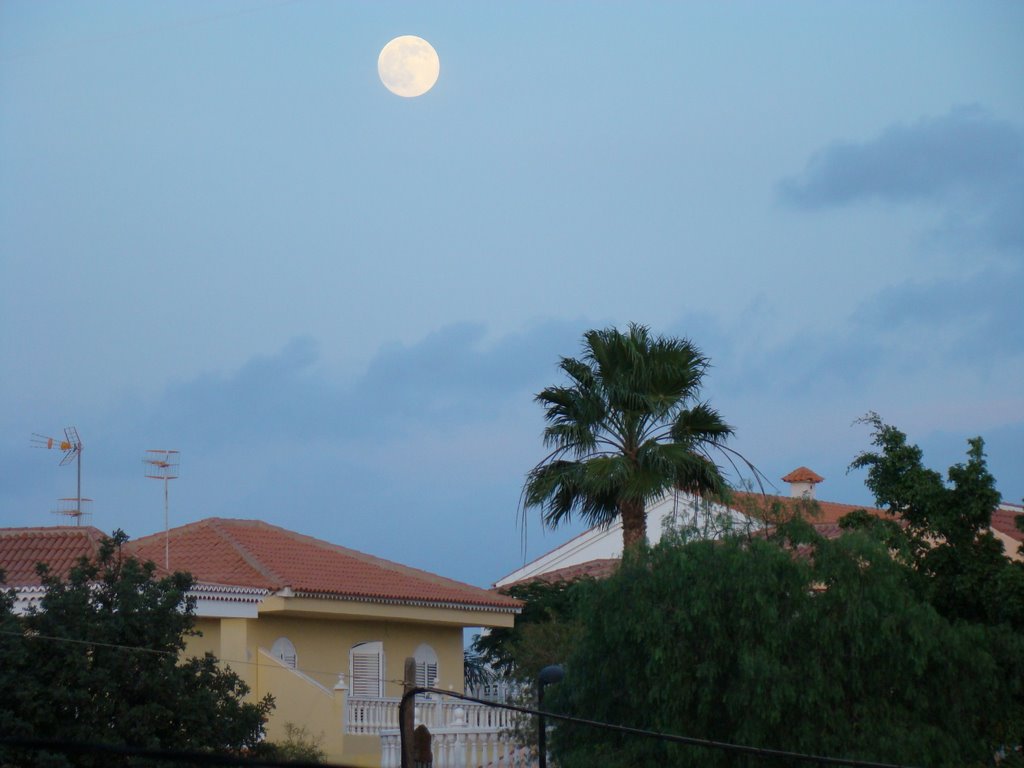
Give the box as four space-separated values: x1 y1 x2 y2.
537 664 564 768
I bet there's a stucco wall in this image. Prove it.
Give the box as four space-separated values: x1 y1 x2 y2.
184 606 470 765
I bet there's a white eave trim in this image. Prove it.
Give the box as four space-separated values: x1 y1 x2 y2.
190 582 268 602
290 590 520 614
190 582 267 618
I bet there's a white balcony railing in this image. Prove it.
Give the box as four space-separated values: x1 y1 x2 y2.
345 694 516 735
380 711 529 768
348 695 526 768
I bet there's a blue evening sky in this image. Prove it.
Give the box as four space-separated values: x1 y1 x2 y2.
2 2 1022 588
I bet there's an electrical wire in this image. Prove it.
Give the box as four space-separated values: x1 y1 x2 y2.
3 629 930 766
407 687 925 768
0 628 175 656
0 736 361 768
0 628 414 689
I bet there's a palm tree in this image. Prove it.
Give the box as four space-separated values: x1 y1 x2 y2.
523 324 737 550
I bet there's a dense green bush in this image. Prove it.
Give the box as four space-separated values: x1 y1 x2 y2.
548 529 1023 767
0 531 273 767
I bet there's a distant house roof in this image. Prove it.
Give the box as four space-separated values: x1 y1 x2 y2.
126 518 521 612
499 491 921 589
0 526 106 586
781 467 825 484
992 503 1024 545
729 490 886 525
503 558 620 588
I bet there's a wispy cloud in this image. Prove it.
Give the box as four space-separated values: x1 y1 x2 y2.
124 320 584 449
779 106 1024 251
857 266 1024 363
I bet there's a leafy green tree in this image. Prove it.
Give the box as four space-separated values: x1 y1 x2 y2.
524 324 736 550
472 579 583 683
0 531 273 767
847 413 1024 630
547 529 1024 768
463 647 494 692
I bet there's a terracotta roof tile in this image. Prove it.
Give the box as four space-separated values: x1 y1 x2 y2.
992 504 1024 543
0 526 106 586
729 491 885 524
781 467 825 484
126 518 520 611
503 558 620 588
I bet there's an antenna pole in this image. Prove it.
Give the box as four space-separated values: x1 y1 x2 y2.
32 426 88 525
143 450 179 571
164 474 170 569
77 449 82 527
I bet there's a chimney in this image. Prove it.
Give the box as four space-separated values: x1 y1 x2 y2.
782 467 824 499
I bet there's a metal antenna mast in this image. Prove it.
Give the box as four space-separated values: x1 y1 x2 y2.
31 427 89 525
143 450 180 569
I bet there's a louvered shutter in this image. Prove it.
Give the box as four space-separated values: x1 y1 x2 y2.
271 637 297 670
415 661 438 688
350 642 384 697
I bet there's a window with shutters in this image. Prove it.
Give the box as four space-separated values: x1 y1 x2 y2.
350 641 384 698
413 643 438 689
270 637 297 669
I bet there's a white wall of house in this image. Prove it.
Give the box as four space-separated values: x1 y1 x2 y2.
495 492 759 587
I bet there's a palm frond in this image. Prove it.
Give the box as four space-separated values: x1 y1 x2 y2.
523 324 759 546
669 401 734 445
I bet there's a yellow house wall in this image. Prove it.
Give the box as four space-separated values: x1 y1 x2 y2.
190 617 220 657
182 599 511 766
256 648 346 760
239 612 465 696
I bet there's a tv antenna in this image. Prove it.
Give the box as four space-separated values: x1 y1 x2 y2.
31 427 89 525
144 449 179 569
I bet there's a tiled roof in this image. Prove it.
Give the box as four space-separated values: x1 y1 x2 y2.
126 518 520 612
781 466 824 484
992 504 1024 543
729 491 886 524
0 526 106 586
503 558 620 588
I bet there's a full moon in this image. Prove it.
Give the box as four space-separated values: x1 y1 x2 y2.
378 36 440 98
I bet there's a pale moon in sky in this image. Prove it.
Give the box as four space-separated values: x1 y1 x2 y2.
378 36 440 98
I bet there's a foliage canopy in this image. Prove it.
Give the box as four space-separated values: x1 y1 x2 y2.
547 529 1023 768
471 578 582 683
847 413 1024 630
532 419 1024 767
0 531 273 767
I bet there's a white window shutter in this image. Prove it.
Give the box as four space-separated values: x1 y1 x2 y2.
350 642 384 697
415 661 438 688
412 643 439 690
271 637 297 670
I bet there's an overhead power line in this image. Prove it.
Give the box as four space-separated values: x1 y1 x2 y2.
0 736 359 768
406 687 924 768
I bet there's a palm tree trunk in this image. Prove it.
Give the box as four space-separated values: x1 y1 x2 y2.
620 499 647 550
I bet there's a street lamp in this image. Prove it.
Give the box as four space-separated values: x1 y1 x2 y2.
537 664 564 768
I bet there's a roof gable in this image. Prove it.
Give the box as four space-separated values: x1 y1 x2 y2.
127 518 520 611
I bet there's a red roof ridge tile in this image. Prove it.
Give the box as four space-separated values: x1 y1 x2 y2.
206 519 290 589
